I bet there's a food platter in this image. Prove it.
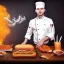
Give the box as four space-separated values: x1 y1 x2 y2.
53 50 64 56
0 44 13 51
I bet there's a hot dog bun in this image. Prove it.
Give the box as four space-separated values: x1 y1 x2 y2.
12 50 36 58
15 44 34 51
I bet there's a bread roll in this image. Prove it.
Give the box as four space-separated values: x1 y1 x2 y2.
15 44 34 50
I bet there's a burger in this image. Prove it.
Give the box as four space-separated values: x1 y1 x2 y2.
12 44 36 58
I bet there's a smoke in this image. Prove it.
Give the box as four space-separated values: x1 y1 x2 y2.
0 5 26 44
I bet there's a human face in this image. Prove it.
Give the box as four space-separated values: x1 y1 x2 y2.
35 8 45 16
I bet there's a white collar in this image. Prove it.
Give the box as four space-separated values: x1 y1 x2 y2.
36 16 45 20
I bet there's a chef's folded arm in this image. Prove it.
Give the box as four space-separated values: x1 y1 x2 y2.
46 20 55 41
25 20 33 40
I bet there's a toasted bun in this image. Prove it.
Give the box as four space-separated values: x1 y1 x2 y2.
15 44 34 50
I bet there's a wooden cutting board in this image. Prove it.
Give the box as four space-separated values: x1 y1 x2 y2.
36 49 54 60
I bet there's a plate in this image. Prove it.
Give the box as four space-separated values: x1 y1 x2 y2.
0 48 13 52
0 51 6 56
53 50 64 56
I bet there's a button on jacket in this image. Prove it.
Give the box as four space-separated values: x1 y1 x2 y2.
25 16 55 44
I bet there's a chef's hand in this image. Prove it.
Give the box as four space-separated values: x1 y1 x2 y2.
36 40 44 48
36 36 50 48
21 42 26 45
21 38 28 45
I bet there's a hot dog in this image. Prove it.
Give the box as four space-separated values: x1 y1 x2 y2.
12 50 36 57
37 44 52 53
12 44 36 57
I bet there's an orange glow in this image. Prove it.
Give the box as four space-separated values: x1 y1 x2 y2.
0 5 10 44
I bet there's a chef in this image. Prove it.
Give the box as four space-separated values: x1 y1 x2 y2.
22 1 55 48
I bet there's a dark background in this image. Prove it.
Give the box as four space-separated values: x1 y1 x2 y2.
0 0 64 46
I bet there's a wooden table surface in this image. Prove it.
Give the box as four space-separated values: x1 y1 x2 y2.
0 46 64 62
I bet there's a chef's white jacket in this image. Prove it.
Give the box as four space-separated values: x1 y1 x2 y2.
25 16 55 44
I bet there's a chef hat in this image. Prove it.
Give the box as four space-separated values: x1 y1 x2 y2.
35 1 45 9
